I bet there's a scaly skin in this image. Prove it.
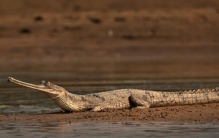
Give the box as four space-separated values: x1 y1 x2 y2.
8 77 219 112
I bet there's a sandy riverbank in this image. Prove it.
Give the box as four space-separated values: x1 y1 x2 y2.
0 103 219 123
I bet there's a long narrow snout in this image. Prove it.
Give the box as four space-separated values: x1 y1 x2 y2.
8 77 60 95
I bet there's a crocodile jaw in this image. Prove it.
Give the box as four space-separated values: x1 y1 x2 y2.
8 77 62 96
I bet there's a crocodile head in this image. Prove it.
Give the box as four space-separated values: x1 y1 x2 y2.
8 77 66 98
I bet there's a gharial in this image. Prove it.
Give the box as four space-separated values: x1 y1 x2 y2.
8 77 219 112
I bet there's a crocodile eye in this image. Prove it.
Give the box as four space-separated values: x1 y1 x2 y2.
40 80 46 85
46 81 51 86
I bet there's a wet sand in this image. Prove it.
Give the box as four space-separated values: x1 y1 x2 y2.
1 0 219 123
1 103 219 123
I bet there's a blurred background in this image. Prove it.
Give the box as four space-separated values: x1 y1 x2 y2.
0 0 219 91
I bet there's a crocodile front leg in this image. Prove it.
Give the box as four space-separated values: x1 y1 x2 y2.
90 102 132 111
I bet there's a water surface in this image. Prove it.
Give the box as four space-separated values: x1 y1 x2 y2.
1 121 219 138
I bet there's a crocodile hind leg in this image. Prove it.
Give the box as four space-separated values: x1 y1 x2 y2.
129 94 150 108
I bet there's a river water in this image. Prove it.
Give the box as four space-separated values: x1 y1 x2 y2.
1 121 219 138
0 72 219 137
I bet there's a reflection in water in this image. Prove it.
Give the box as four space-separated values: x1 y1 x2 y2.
1 121 219 138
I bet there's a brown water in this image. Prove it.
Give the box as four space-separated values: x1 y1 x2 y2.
1 72 219 137
1 121 219 138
